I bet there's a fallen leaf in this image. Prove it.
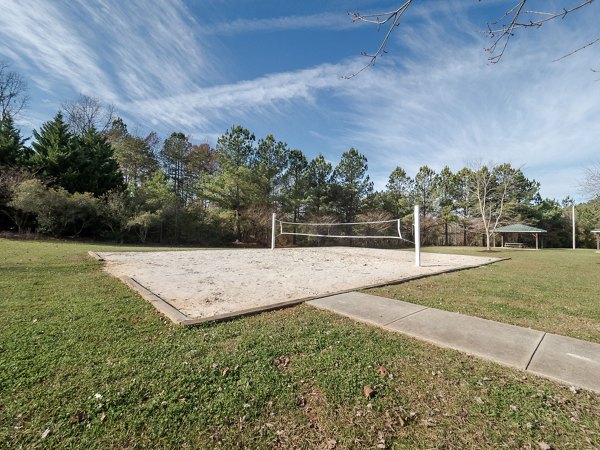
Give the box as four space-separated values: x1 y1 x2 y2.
70 411 86 425
538 442 552 450
569 386 580 394
94 393 102 400
222 367 230 377
99 412 106 423
41 429 50 439
325 438 337 449
275 356 290 370
420 418 437 427
377 366 388 376
398 416 406 427
363 386 375 399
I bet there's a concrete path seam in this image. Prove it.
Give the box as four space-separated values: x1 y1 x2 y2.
382 306 430 327
525 332 547 371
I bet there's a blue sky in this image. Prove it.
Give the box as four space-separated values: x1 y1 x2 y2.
1 0 599 201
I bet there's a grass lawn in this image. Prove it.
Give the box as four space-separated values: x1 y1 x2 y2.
1 239 599 449
368 247 600 343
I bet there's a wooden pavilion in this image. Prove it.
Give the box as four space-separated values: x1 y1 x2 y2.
592 229 600 251
492 224 547 250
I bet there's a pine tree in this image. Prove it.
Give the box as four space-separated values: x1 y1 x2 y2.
306 154 333 214
31 113 122 195
75 127 123 196
203 126 258 240
332 148 373 222
0 113 30 166
281 149 309 243
30 112 76 190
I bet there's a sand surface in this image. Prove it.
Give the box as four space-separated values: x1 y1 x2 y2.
97 247 499 319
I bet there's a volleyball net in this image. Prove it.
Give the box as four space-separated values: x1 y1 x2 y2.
276 218 411 242
270 206 422 267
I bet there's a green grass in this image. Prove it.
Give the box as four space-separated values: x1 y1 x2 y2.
368 247 600 343
1 239 599 449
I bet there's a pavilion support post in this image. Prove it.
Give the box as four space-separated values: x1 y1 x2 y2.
501 235 504 248
535 233 539 250
597 234 599 251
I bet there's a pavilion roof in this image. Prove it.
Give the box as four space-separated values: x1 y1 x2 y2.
494 224 547 233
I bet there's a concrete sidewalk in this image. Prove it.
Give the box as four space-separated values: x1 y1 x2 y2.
308 292 600 393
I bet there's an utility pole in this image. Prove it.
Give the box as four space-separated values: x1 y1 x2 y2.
572 204 576 250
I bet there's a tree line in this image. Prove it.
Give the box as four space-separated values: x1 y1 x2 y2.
1 63 598 248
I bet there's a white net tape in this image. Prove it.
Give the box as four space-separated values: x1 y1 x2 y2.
277 218 413 243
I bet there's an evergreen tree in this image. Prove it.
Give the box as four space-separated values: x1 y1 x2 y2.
75 126 123 196
184 143 216 207
332 147 373 222
255 134 288 208
281 149 309 242
31 113 122 195
434 166 458 245
454 167 474 245
413 165 436 217
30 112 78 190
384 166 413 218
0 113 30 166
160 132 191 203
306 154 333 214
202 126 258 240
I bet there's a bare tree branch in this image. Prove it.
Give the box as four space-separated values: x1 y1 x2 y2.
485 0 595 63
344 1 413 79
345 1 595 77
553 36 600 62
581 162 600 199
0 61 29 119
62 94 116 136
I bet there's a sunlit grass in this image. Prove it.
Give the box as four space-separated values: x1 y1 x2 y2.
1 239 598 449
368 247 600 343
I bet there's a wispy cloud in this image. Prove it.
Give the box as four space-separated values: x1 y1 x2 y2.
1 0 597 200
115 3 600 200
330 9 600 200
121 62 351 131
0 0 115 100
200 12 352 35
0 0 217 104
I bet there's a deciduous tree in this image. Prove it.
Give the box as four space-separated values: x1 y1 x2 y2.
0 61 29 119
62 94 115 136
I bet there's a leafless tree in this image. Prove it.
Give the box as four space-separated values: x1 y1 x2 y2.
471 162 516 251
347 1 595 78
62 94 115 136
581 163 600 199
0 61 29 119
